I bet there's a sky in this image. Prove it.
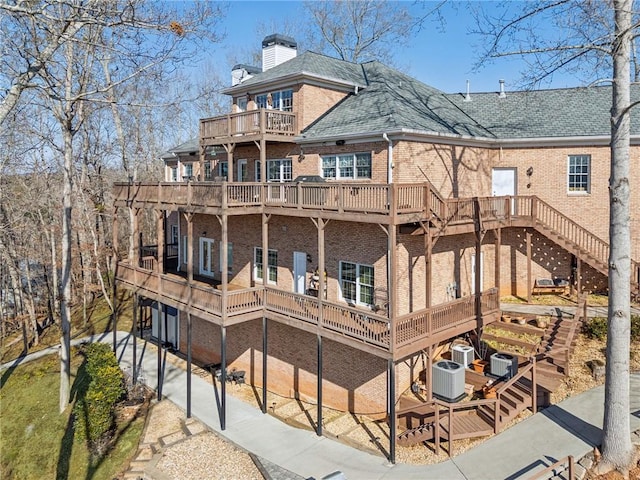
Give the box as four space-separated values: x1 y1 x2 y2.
203 0 583 95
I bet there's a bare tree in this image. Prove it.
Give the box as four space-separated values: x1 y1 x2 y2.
2 0 224 413
303 0 443 64
473 0 635 473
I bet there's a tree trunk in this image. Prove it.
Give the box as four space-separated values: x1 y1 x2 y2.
600 0 634 473
59 116 74 413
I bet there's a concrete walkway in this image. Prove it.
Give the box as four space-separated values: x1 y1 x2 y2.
3 323 639 480
108 332 639 480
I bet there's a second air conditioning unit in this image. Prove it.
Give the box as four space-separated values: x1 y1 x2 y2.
432 360 465 402
451 344 474 368
490 352 519 379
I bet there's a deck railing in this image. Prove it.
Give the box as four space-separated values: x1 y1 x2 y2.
114 181 456 222
395 289 499 349
117 262 499 353
200 109 297 142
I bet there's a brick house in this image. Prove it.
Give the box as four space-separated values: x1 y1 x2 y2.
113 35 640 462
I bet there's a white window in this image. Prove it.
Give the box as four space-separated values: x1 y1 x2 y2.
568 155 590 193
181 235 188 265
183 163 193 180
237 97 247 112
170 166 178 182
199 238 215 277
254 247 277 283
256 89 293 111
255 160 261 182
267 159 292 182
218 161 228 180
170 225 179 245
340 261 374 306
322 153 371 179
204 161 212 181
219 242 233 274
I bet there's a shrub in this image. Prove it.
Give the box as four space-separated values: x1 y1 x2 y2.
584 314 640 342
73 343 125 454
583 317 608 340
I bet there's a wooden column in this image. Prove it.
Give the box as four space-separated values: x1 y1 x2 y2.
315 217 327 436
260 138 266 183
426 346 433 401
424 225 432 309
156 210 165 275
494 228 502 295
576 257 582 294
473 198 484 342
526 232 532 303
185 213 194 283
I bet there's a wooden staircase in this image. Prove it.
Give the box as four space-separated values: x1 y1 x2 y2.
430 195 640 299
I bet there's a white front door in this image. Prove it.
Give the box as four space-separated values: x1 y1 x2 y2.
471 253 484 294
199 237 215 277
492 168 517 215
293 251 307 294
237 159 248 182
492 168 517 196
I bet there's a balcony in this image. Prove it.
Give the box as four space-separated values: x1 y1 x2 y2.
115 261 499 359
112 181 443 224
200 109 297 146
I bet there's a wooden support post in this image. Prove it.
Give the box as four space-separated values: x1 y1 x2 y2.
186 213 194 283
435 406 440 455
495 228 501 295
156 210 165 275
448 403 454 457
425 227 432 309
526 232 532 303
576 257 582 294
426 346 433 401
531 356 537 414
389 224 397 351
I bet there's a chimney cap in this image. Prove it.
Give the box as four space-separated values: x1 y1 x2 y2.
262 34 297 49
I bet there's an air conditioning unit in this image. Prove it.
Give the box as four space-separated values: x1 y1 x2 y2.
432 360 466 402
451 345 474 368
490 352 519 379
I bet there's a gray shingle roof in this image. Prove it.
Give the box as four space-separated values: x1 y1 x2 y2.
446 86 640 139
302 61 494 140
228 51 367 90
161 138 198 160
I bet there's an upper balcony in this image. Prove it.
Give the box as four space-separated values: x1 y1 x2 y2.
200 109 297 146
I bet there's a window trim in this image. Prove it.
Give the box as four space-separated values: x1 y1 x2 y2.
254 247 278 284
321 152 372 180
339 261 375 307
567 154 591 194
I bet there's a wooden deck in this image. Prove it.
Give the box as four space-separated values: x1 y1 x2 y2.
116 261 499 359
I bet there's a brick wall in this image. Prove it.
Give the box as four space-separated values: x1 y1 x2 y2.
178 316 413 415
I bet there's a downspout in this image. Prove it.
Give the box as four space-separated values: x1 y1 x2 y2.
383 133 393 184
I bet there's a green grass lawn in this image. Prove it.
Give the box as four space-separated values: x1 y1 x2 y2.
1 291 134 363
1 291 143 480
0 350 144 480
